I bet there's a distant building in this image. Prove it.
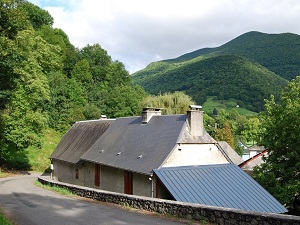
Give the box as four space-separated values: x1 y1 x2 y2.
240 148 268 174
242 144 265 161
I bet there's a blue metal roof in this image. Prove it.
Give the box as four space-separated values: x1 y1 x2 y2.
154 164 287 214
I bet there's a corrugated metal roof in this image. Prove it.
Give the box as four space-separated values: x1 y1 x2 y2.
81 115 187 175
154 164 287 214
50 120 114 164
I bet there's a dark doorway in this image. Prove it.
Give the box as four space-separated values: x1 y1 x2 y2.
95 164 101 187
124 171 133 194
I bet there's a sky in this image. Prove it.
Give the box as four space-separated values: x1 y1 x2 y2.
29 0 300 74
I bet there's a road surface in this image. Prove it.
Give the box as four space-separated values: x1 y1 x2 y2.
0 173 187 225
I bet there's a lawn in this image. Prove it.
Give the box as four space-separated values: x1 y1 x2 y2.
202 96 257 116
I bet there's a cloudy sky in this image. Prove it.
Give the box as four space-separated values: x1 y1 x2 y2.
29 0 300 73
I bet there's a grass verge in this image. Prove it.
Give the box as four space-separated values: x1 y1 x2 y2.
0 210 14 225
34 180 76 197
26 128 62 172
0 170 10 178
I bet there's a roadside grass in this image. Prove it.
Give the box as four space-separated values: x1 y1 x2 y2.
34 180 76 197
34 181 213 224
0 170 9 178
0 128 62 172
26 128 62 172
0 210 14 225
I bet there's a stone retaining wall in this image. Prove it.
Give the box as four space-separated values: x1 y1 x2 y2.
38 176 300 225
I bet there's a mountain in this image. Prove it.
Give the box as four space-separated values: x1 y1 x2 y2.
164 31 300 80
132 31 297 112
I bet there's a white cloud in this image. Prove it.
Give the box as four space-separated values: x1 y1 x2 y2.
29 0 300 73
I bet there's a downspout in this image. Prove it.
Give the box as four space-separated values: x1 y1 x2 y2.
150 174 154 198
50 160 54 180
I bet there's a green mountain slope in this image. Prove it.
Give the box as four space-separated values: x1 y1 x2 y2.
165 31 300 80
133 54 288 112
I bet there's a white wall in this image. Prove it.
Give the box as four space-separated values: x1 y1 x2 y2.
163 143 229 167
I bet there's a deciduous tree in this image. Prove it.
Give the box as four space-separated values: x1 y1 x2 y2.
253 76 300 210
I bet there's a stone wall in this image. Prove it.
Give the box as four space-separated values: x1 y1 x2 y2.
38 176 300 225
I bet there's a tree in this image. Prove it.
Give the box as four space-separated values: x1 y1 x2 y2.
0 0 31 39
253 76 300 210
71 59 92 83
242 117 261 144
19 1 53 29
47 72 87 132
2 29 62 148
215 121 235 150
104 85 147 118
141 92 195 114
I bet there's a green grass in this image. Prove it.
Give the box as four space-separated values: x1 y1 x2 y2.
26 128 62 172
34 180 76 197
0 171 9 178
0 210 14 225
202 96 257 116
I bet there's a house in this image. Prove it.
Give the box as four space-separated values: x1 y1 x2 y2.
50 106 287 214
242 144 266 161
239 149 268 173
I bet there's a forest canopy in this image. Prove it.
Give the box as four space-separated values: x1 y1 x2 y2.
0 0 147 166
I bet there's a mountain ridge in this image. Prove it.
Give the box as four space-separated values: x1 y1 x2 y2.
132 31 297 112
163 31 300 80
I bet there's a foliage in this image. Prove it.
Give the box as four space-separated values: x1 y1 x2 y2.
141 91 195 114
253 76 300 209
0 0 31 39
204 108 255 155
104 85 147 118
215 121 235 150
241 117 261 144
19 1 53 29
0 1 148 170
47 72 86 132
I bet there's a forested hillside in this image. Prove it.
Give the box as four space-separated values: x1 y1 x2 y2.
132 31 300 112
165 31 300 80
0 0 146 168
133 54 287 112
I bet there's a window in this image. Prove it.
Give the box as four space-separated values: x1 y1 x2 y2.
124 171 133 194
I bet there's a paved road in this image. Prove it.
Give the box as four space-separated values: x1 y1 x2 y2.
0 173 187 225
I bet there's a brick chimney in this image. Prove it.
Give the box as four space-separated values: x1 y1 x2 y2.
187 105 204 136
142 107 162 124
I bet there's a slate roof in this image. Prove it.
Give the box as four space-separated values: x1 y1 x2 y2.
50 119 113 164
217 141 244 165
154 164 287 214
248 144 265 151
81 114 187 175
